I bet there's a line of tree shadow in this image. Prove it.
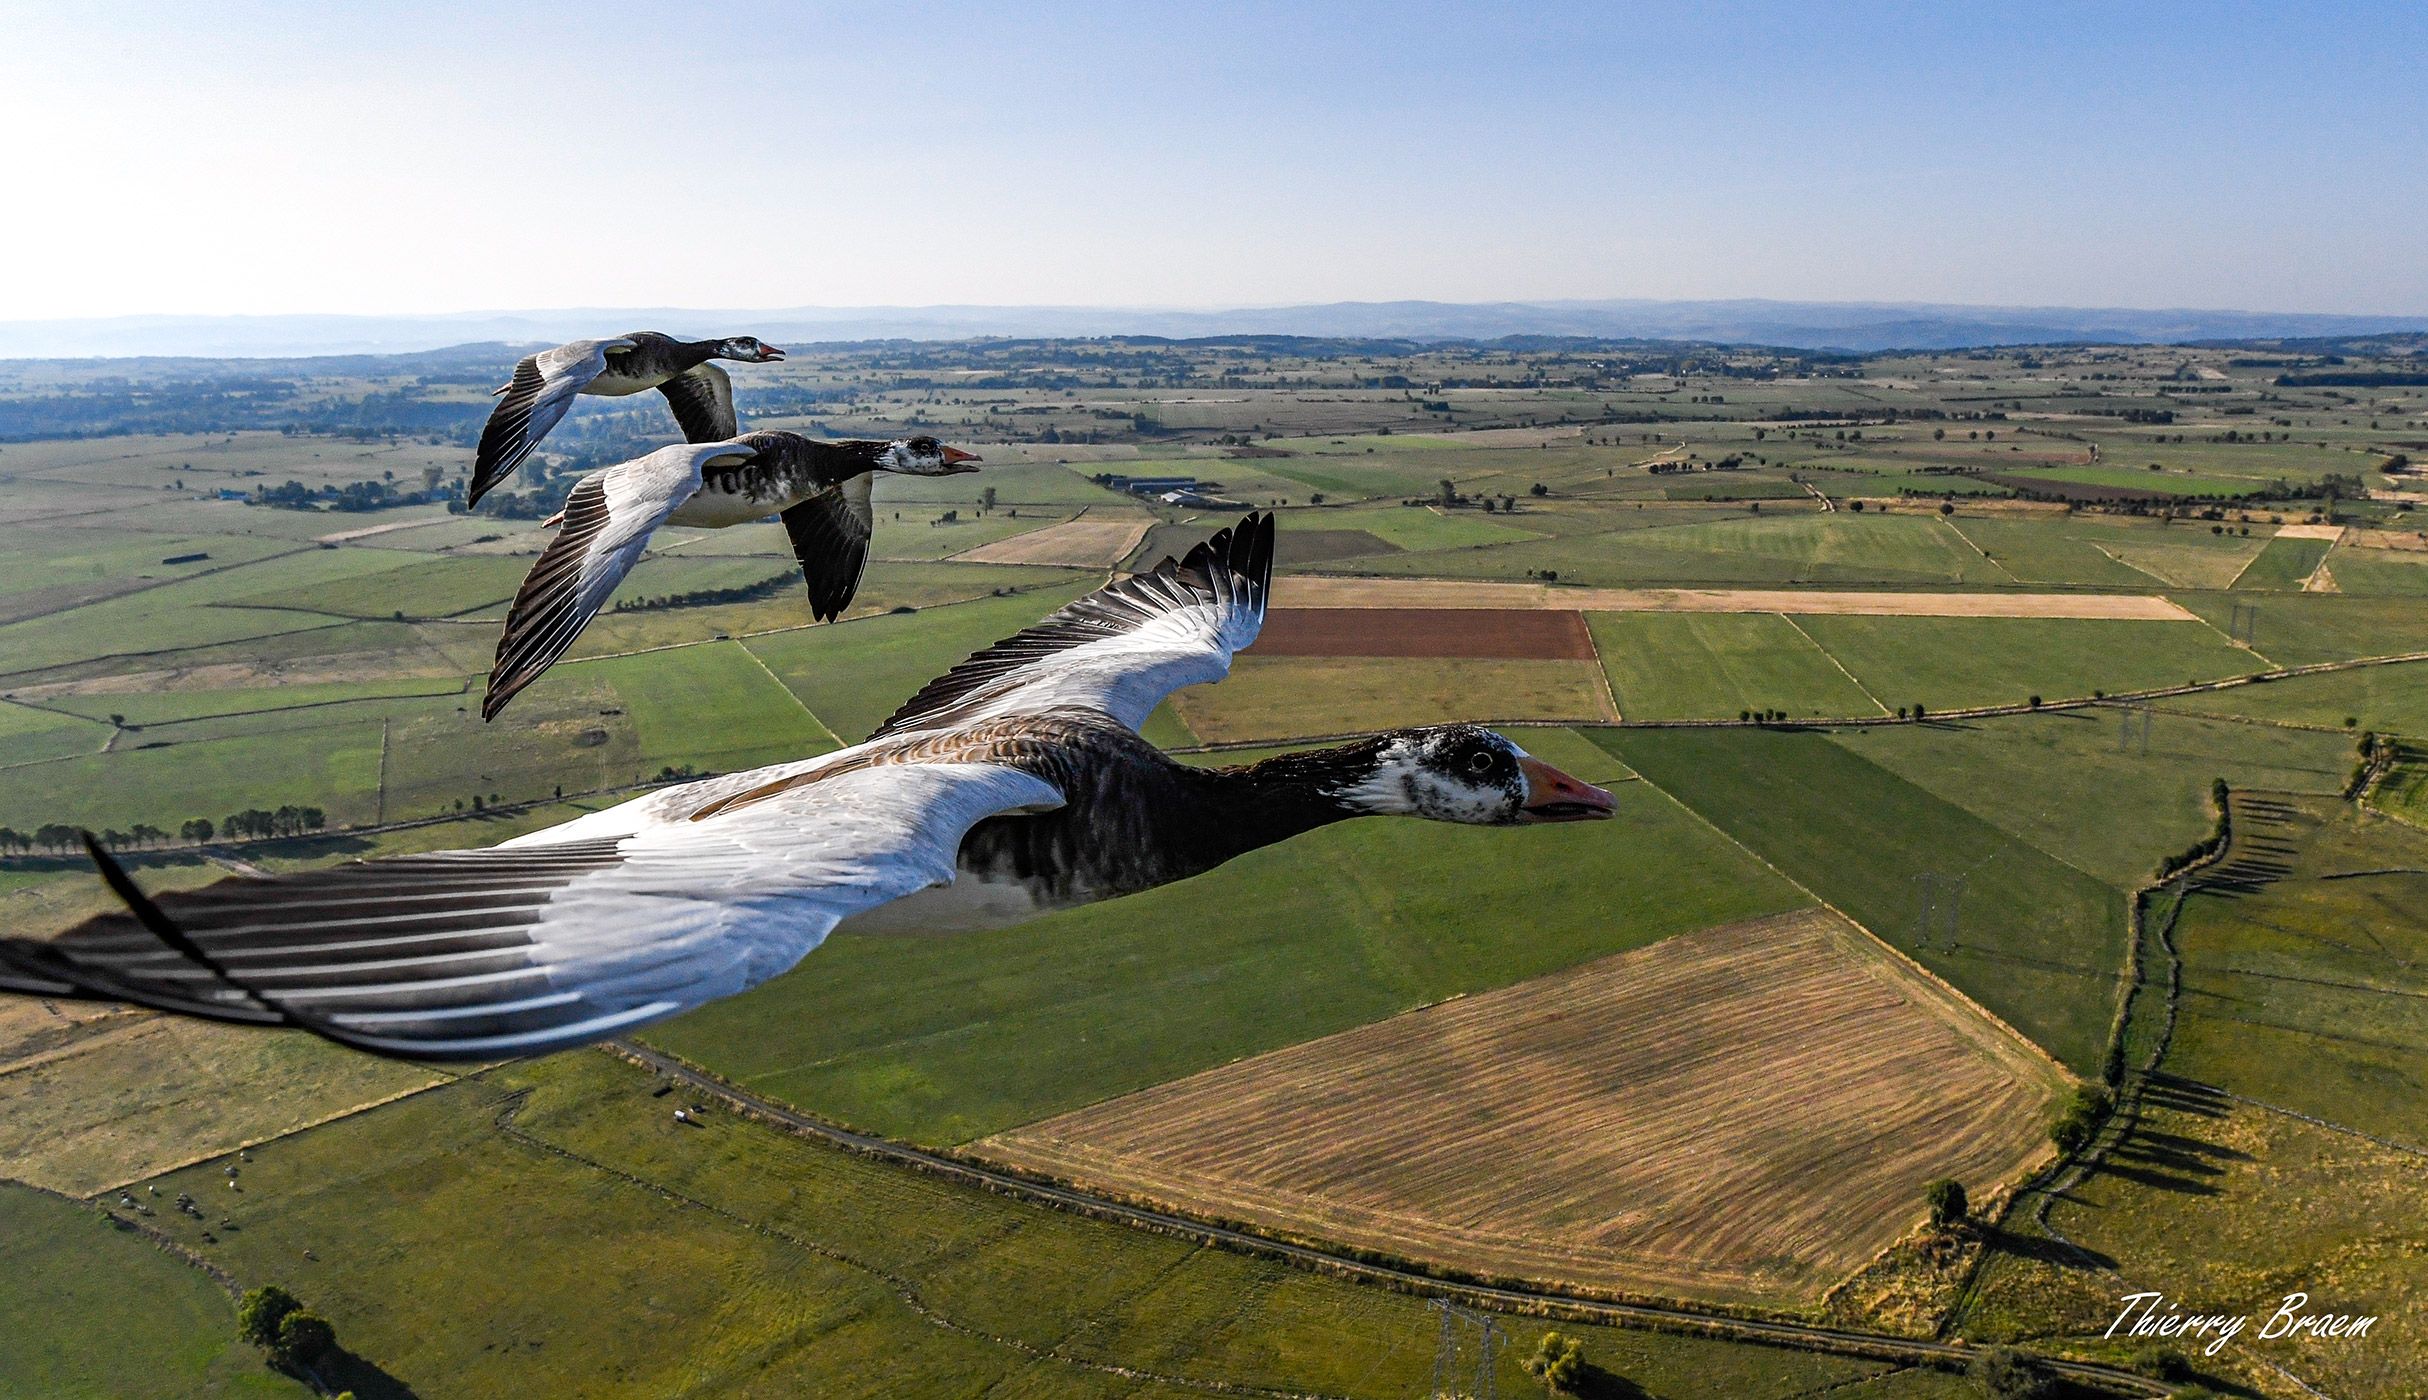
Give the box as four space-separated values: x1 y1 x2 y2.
302 1349 420 1400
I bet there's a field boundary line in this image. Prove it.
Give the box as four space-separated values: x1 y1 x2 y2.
1612 762 2074 1085
1576 616 1624 722
481 1082 1348 1400
1777 613 1891 716
85 1070 460 1199
734 639 844 750
1936 517 2022 585
607 1043 2164 1396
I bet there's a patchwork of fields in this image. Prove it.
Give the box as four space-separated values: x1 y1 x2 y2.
982 910 2064 1304
5 337 2425 1396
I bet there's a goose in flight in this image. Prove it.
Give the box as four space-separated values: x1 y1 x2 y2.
471 332 787 506
482 431 979 719
0 514 1616 1061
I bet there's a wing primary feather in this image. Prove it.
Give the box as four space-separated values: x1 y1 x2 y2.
870 510 1273 740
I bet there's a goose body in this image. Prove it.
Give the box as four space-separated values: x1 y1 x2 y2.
482 431 979 718
0 514 1615 1061
471 331 786 506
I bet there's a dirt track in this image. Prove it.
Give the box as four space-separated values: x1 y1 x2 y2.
978 909 2065 1304
952 513 1154 566
1248 608 1594 658
1273 576 2196 620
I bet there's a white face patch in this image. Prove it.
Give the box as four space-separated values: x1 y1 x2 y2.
1327 732 1524 825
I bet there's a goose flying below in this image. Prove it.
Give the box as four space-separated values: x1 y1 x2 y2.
0 514 1617 1062
482 431 979 719
471 332 787 506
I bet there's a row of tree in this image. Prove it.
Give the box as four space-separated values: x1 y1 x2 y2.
0 805 326 856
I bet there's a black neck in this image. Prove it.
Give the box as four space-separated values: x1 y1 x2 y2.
1183 736 1390 859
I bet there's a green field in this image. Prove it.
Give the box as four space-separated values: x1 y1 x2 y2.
1791 615 2257 709
1598 726 2124 1073
2231 534 2333 590
646 776 1807 1143
95 1051 1901 1400
1589 611 1885 719
0 1183 306 1399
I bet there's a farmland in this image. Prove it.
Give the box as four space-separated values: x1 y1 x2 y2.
4 332 2426 1395
980 910 2065 1305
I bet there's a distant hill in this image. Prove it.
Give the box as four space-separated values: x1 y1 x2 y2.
2 298 2421 359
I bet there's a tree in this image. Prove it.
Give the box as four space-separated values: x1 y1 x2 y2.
1523 1331 1588 1394
275 1311 336 1366
980 486 998 512
1938 500 1955 515
1529 481 1548 497
237 1285 300 1348
182 818 214 843
1969 1345 2059 1399
1925 1177 1968 1229
1438 478 1457 506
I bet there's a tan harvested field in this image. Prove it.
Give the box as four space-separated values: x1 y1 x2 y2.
950 512 1154 566
0 1011 444 1196
2272 523 2348 542
1271 575 2196 619
1249 607 1594 659
2345 527 2428 552
980 910 2067 1304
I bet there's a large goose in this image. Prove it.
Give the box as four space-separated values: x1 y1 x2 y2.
471 332 787 506
0 514 1615 1061
482 430 980 719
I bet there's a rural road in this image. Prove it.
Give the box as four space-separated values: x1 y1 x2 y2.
608 1042 2169 1397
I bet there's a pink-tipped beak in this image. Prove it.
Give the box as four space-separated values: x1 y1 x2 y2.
1516 756 1616 822
760 345 787 361
941 445 982 471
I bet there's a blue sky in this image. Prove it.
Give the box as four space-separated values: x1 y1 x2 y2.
5 1 2423 317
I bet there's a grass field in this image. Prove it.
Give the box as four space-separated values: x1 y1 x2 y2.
645 777 1808 1144
2231 534 2334 590
94 1050 1908 1400
2169 796 2428 1145
1833 708 2355 888
1597 726 2125 1073
1790 614 2258 710
1589 611 1886 719
0 1006 443 1196
982 910 2062 1305
0 1182 306 1399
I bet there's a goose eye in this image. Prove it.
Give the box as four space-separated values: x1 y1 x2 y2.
1465 751 1495 776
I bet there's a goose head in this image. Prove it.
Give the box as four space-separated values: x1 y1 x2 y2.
719 336 786 363
882 435 984 476
1322 725 1615 826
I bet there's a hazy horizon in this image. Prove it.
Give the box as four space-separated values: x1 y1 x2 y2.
7 2 2426 323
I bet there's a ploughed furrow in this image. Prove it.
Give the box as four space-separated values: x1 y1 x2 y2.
979 909 2069 1304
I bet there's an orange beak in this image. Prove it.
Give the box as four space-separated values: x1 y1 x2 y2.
941 445 981 465
1516 756 1616 823
761 345 787 361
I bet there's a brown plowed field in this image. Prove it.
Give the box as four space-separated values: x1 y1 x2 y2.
979 910 2066 1304
1249 608 1594 659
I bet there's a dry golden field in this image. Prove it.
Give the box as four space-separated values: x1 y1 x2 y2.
979 909 2067 1304
1269 575 2194 619
950 511 1154 566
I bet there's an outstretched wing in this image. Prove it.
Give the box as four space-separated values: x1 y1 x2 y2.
0 763 1065 1059
484 440 753 719
873 511 1273 741
470 338 630 506
777 472 874 623
657 362 738 442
